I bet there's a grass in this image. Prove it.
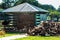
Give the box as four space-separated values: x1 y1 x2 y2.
15 36 60 40
0 32 20 38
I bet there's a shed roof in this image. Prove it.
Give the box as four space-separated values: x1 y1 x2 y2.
2 3 49 12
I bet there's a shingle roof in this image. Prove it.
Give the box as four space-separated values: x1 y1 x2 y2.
2 3 49 12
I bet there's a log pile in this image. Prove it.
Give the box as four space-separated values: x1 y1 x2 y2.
27 21 60 36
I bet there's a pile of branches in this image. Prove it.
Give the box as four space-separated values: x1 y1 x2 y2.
27 21 60 36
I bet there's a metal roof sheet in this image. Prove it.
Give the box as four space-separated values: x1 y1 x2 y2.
2 3 49 12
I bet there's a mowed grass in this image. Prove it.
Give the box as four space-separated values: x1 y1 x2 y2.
0 32 20 38
15 36 60 40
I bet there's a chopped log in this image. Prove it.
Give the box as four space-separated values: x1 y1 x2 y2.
27 21 60 36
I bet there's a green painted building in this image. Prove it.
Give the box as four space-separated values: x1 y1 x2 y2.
2 3 49 32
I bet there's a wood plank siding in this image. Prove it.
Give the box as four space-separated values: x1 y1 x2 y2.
12 13 35 30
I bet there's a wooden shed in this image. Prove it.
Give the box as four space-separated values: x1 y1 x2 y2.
2 3 49 32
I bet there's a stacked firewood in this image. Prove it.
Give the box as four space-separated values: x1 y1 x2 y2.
27 21 60 36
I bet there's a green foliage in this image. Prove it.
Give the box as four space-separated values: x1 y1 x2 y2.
14 0 38 6
48 9 60 16
47 16 51 20
0 3 3 9
47 9 60 21
57 6 60 12
40 5 56 10
1 0 16 9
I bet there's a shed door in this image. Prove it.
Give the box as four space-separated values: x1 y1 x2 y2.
17 13 35 29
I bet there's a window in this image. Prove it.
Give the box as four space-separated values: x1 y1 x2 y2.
40 14 47 21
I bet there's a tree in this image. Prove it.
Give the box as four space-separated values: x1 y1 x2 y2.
2 0 18 9
49 10 60 21
14 0 38 6
58 6 60 12
39 5 56 10
0 3 3 9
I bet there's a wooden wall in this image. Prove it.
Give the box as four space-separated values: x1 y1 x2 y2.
13 13 35 32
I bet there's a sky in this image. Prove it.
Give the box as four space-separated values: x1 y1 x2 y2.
37 0 60 9
0 0 60 9
0 0 2 3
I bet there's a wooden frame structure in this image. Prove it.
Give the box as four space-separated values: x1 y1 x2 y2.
2 3 49 32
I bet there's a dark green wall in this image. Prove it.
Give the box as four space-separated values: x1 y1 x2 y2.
35 13 47 26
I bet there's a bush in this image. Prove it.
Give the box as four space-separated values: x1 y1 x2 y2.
0 30 5 36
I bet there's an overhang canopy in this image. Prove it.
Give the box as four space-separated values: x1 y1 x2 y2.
2 3 49 13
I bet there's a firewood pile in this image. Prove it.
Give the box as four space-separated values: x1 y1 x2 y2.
27 21 60 36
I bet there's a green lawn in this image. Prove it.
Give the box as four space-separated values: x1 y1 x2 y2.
0 32 20 38
15 36 60 40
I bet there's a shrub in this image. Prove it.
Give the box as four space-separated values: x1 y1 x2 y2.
0 30 5 36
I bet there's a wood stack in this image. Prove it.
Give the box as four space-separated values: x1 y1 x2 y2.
27 21 60 36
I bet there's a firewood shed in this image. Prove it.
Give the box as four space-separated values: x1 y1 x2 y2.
2 3 49 32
